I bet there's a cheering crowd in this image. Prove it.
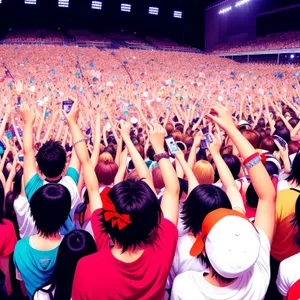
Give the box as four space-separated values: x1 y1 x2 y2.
0 44 299 299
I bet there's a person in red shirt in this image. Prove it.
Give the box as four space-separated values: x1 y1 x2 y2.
64 100 180 300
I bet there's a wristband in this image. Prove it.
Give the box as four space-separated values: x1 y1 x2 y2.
244 155 261 169
154 152 169 163
73 138 87 147
243 152 259 166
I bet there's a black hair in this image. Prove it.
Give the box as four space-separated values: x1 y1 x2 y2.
257 118 266 128
287 151 300 186
222 154 241 180
246 183 258 208
264 161 279 177
0 180 4 224
181 185 232 237
199 253 236 283
274 127 291 143
5 168 23 237
36 140 66 178
292 195 300 247
146 146 155 161
100 179 162 252
34 230 97 300
275 120 285 130
30 184 71 237
103 146 116 160
289 118 299 128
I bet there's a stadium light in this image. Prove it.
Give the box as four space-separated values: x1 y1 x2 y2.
219 6 232 14
173 11 182 18
149 7 159 15
58 0 69 8
291 54 295 59
235 0 251 7
121 3 131 12
25 0 36 4
91 1 102 10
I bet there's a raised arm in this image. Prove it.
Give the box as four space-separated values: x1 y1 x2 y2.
64 101 102 213
20 105 37 186
148 122 180 225
90 109 101 167
207 104 276 242
118 120 156 194
207 133 245 214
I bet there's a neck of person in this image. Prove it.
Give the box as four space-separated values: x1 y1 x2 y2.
32 233 62 250
204 267 236 287
45 175 62 182
111 243 145 263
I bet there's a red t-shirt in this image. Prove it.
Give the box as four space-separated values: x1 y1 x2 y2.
288 279 300 300
72 209 178 300
0 219 17 257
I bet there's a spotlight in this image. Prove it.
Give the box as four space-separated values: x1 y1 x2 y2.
121 3 131 12
58 0 69 7
291 54 295 59
91 1 102 10
149 7 159 15
219 6 232 14
235 0 251 7
174 11 182 18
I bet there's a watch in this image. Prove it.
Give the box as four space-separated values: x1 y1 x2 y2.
154 152 170 162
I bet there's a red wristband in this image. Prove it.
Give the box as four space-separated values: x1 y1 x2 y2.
243 152 259 166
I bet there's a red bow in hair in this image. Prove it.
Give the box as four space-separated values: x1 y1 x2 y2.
260 153 267 163
101 188 132 230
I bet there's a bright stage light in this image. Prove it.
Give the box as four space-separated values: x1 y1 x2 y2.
25 0 36 4
219 6 232 14
91 1 102 10
291 54 295 59
121 3 131 12
58 0 69 8
149 7 159 15
235 0 251 7
173 11 182 18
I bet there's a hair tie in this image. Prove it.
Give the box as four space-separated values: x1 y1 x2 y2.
101 188 132 230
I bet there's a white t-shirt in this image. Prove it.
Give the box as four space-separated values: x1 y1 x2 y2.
14 195 37 238
277 180 289 192
276 252 300 296
171 229 270 300
33 285 60 300
166 233 206 289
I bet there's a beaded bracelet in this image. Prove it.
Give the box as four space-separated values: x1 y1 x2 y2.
244 155 261 169
73 138 87 147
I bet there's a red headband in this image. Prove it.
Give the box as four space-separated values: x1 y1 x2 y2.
101 187 132 230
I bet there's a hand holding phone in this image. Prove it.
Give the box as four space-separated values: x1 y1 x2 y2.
165 136 179 154
62 99 74 114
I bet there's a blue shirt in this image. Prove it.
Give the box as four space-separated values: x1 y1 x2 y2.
14 237 60 299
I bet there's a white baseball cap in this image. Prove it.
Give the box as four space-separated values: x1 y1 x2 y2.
190 208 260 278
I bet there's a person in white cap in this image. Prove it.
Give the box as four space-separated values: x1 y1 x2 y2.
171 104 276 300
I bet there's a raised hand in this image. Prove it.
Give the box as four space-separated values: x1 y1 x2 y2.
20 104 36 125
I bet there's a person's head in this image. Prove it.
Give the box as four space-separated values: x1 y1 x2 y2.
192 160 214 185
98 152 114 163
30 184 71 237
260 137 276 153
36 140 66 178
102 145 116 160
171 129 183 142
165 122 174 136
152 167 165 190
241 130 260 149
246 183 258 208
51 230 97 300
95 161 119 185
181 185 231 237
190 208 260 282
274 127 291 143
288 141 300 155
135 144 144 159
289 117 299 128
222 154 241 180
257 118 266 128
220 145 233 156
100 179 162 252
287 151 300 186
146 146 155 161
